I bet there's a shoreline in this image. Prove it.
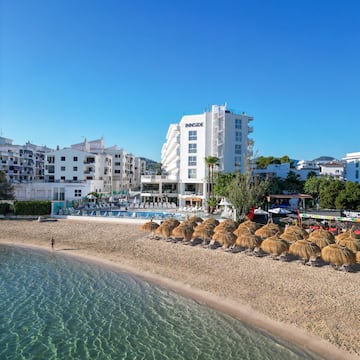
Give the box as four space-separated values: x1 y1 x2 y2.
1 219 359 359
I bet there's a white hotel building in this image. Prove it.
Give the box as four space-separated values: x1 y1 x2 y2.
141 104 254 208
343 152 360 184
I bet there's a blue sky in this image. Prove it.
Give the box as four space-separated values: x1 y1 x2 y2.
1 0 359 162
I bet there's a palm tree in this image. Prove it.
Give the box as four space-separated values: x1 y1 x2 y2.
205 156 219 198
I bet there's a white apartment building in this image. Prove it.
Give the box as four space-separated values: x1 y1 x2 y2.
0 136 52 183
44 147 112 194
343 152 360 183
106 146 145 193
142 104 254 208
320 162 344 179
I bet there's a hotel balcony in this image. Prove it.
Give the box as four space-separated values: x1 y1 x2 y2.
248 126 254 133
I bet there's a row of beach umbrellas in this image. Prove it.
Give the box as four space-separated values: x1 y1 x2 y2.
141 217 360 270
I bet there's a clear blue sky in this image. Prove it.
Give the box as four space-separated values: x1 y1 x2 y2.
1 0 359 162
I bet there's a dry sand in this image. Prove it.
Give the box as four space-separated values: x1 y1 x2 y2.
1 218 360 359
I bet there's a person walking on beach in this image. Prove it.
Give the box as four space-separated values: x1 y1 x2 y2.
51 237 55 250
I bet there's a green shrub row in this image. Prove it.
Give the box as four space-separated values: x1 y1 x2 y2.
13 201 51 216
0 203 10 215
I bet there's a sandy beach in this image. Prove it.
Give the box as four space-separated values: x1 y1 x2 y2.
1 218 359 359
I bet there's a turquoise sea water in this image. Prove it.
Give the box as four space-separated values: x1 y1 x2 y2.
0 245 323 360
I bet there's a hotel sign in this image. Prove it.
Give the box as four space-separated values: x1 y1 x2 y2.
185 122 203 127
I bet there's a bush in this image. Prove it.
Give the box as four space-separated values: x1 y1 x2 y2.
0 203 10 215
13 201 51 216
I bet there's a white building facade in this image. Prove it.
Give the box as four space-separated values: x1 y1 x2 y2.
343 152 360 184
0 136 52 183
143 104 254 208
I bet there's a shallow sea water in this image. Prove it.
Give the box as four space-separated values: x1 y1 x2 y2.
0 245 323 360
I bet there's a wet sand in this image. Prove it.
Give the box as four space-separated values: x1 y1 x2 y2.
0 218 359 359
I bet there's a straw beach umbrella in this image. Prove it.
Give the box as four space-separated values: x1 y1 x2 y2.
356 252 360 263
172 222 195 242
321 244 356 269
211 230 237 249
280 231 303 244
260 234 289 256
289 240 321 263
235 233 262 250
203 217 219 225
336 230 360 253
188 216 203 224
255 222 281 240
191 222 215 246
284 225 309 239
140 220 160 239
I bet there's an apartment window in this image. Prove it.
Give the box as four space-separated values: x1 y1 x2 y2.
188 143 197 153
115 162 121 166
73 176 78 181
74 189 82 197
356 170 359 179
73 156 78 161
60 176 65 181
235 156 241 167
355 161 359 168
235 119 242 129
73 166 78 171
235 131 241 142
61 156 66 161
188 156 197 166
189 130 197 141
188 169 197 179
115 170 121 174
235 144 241 154
61 166 66 171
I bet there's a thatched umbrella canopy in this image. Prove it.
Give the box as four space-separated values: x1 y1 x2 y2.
285 225 309 239
182 219 199 229
260 234 289 256
336 226 359 242
309 235 335 250
163 218 180 228
172 223 194 241
356 252 360 263
141 220 160 238
235 233 262 250
192 223 215 245
255 224 281 240
233 226 253 237
336 229 360 253
238 220 261 232
141 221 160 232
321 244 356 268
188 216 203 224
211 230 237 249
280 231 303 244
336 237 360 253
203 218 220 226
155 220 179 240
214 221 238 233
289 240 321 262
310 228 335 242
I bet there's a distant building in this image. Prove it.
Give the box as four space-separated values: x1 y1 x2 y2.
343 152 360 184
0 136 52 183
142 104 254 207
320 162 345 179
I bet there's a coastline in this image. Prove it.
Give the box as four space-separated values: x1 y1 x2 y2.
1 219 359 359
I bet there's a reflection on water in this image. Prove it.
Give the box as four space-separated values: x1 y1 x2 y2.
0 245 323 360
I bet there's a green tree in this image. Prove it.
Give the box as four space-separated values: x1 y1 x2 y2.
205 156 219 197
282 171 304 193
335 182 360 210
0 171 14 200
227 173 270 221
319 179 345 209
213 172 235 198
